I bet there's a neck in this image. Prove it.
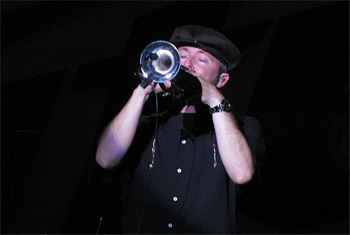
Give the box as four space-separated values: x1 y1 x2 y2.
180 105 196 113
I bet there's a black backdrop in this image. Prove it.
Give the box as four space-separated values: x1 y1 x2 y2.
2 1 348 234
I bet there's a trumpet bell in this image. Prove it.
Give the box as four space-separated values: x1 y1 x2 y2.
140 40 181 83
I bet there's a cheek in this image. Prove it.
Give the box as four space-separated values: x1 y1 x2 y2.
203 67 219 83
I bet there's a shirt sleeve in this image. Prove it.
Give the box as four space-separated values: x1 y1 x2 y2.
240 116 266 164
238 116 266 192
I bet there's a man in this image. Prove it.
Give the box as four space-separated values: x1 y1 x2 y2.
96 25 264 233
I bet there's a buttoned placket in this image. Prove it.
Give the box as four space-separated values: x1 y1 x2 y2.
172 138 187 206
168 137 188 230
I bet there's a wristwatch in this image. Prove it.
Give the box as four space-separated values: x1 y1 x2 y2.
209 99 231 114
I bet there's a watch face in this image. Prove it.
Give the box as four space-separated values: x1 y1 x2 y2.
222 99 231 111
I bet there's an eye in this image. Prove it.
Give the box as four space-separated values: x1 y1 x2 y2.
198 57 207 63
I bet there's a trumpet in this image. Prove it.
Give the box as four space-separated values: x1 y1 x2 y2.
136 40 181 88
135 40 202 105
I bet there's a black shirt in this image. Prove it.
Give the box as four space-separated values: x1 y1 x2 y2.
126 113 239 234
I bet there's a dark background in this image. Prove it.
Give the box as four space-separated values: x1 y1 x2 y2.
1 1 348 234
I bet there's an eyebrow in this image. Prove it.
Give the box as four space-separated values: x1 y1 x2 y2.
179 47 216 61
179 47 206 55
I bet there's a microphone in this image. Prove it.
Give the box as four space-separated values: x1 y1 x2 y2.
146 53 158 61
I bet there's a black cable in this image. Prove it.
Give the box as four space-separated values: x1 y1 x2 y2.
151 83 159 134
135 83 159 234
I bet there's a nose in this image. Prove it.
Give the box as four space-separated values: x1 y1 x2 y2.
182 57 194 70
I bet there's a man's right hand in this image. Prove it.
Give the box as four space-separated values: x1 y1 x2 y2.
141 81 172 96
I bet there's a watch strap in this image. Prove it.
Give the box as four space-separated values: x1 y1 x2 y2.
209 99 231 114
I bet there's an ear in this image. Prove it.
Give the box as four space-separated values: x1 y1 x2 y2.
216 73 230 88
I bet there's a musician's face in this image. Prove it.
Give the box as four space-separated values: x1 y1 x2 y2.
178 46 221 85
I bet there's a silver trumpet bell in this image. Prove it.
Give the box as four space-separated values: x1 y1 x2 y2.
138 40 181 87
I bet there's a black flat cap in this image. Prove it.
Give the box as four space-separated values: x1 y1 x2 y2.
169 25 241 71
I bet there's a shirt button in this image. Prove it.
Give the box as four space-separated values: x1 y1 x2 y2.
181 139 186 144
168 223 173 228
173 196 178 202
177 168 182 173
